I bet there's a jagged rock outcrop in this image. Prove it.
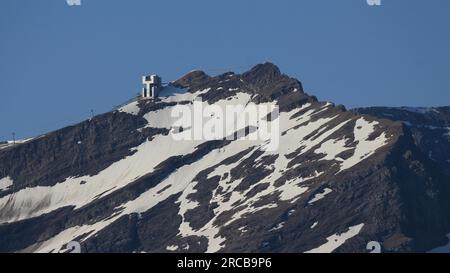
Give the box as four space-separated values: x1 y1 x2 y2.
352 107 450 176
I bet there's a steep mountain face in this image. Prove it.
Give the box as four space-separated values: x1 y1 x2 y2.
352 107 450 176
1 63 450 253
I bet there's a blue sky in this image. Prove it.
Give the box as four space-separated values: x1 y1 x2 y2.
1 0 450 140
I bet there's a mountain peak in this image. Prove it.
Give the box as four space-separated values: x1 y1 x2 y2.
236 63 308 111
244 62 282 80
173 70 209 88
171 63 309 111
174 63 304 100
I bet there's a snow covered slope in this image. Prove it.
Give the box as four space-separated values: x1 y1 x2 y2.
1 63 450 253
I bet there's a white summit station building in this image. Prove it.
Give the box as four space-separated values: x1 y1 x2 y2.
141 74 162 99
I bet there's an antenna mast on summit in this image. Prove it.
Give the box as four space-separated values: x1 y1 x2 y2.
12 132 15 145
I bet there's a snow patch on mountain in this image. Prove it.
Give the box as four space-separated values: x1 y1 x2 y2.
0 131 203 224
269 222 285 232
0 137 36 150
0 176 13 192
159 86 206 103
315 138 350 162
119 100 140 115
166 245 179 251
143 91 252 131
308 188 333 204
304 223 365 253
340 118 389 171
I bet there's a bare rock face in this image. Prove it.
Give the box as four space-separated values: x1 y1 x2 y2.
352 107 450 176
1 63 450 253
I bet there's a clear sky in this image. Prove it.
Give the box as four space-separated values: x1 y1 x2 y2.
1 0 450 140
